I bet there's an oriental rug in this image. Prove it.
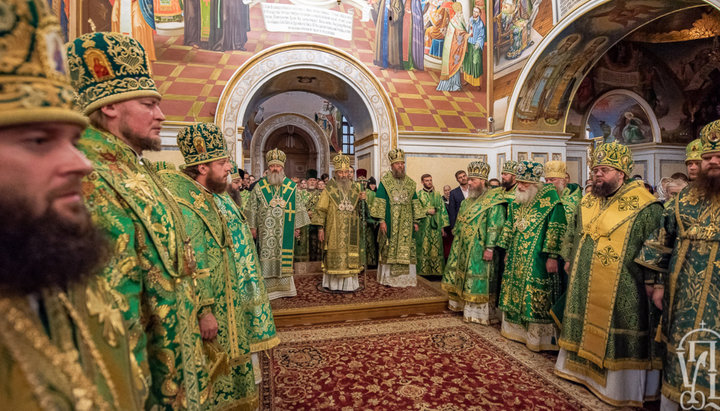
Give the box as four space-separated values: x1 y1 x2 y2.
259 314 617 410
270 272 446 312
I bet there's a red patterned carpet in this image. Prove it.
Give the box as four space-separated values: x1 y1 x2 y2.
259 314 617 410
270 272 445 312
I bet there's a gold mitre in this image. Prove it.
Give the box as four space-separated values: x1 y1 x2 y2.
544 161 566 179
700 120 720 156
592 142 634 176
0 0 87 128
467 161 490 180
266 148 286 167
332 154 351 171
685 139 702 163
388 148 406 164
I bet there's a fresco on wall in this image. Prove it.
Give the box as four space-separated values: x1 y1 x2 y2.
566 7 720 144
512 0 702 133
586 93 653 145
70 0 489 133
493 0 544 75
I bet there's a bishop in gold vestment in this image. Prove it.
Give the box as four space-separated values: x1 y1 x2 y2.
313 154 366 291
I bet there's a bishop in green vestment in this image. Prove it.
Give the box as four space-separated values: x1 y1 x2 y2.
556 143 663 408
498 161 567 352
246 149 310 299
160 123 259 411
443 161 508 324
68 32 210 410
312 155 365 291
636 123 720 410
416 174 450 277
370 149 422 287
0 10 144 408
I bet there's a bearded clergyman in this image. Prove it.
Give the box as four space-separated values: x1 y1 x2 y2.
636 121 720 410
556 142 663 407
313 154 366 291
371 148 422 287
295 169 321 263
416 173 450 278
160 123 259 409
246 149 310 299
443 161 508 324
498 161 567 351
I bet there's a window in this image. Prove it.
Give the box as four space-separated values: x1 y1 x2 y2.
341 115 355 155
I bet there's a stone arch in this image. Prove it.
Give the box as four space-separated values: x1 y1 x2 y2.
250 113 331 174
582 89 661 143
214 42 397 177
505 0 720 132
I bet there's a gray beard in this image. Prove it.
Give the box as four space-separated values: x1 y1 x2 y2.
468 185 485 199
336 177 352 192
267 171 285 186
515 184 539 204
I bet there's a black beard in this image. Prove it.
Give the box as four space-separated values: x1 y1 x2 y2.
206 176 227 194
593 179 622 198
695 167 720 198
0 194 109 296
501 180 515 190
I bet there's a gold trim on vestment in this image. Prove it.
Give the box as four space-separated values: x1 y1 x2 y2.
578 182 657 368
250 336 281 353
215 393 259 411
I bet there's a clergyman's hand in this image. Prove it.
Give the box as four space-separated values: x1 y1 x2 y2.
427 207 436 215
483 249 494 261
379 221 387 234
652 287 664 310
414 223 419 232
546 258 558 274
251 228 257 239
199 313 218 340
318 228 325 242
295 229 300 238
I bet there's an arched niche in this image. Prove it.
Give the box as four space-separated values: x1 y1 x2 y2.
251 113 331 175
583 89 661 145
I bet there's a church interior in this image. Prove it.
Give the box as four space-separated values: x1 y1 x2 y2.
55 0 720 408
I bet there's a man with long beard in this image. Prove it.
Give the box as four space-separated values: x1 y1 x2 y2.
556 142 663 407
247 149 310 299
685 138 702 182
498 161 566 351
227 161 246 208
443 161 508 324
160 123 259 409
67 32 210 409
313 154 366 291
371 148 421 287
416 174 449 278
0 2 130 407
636 121 720 410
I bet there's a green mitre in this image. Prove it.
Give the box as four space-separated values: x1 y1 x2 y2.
66 31 160 115
516 161 543 183
177 123 229 166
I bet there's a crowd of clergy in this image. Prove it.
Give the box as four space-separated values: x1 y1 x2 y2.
2 1 720 410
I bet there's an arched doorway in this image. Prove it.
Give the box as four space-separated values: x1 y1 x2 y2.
251 113 331 176
214 42 397 178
